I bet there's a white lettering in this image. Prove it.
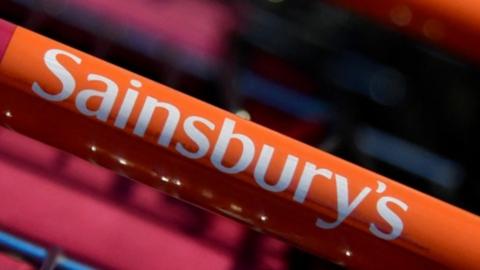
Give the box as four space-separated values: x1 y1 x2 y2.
293 162 333 203
114 80 141 128
369 196 408 240
316 174 372 229
176 116 215 159
211 118 255 174
133 96 180 147
75 73 118 122
254 145 298 192
32 49 81 101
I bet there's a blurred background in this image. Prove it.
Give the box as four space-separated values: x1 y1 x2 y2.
0 0 479 269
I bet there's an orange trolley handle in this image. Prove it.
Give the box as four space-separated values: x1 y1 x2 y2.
0 19 479 270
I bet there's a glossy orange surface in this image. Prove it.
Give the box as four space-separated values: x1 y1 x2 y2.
0 20 479 269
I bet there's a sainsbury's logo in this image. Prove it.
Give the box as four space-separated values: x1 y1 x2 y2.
32 48 409 241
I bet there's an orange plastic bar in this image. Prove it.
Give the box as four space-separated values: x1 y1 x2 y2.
0 19 479 269
330 0 480 63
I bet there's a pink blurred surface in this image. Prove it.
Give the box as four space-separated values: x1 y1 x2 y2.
0 19 14 60
56 0 236 62
0 127 288 269
0 253 34 270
